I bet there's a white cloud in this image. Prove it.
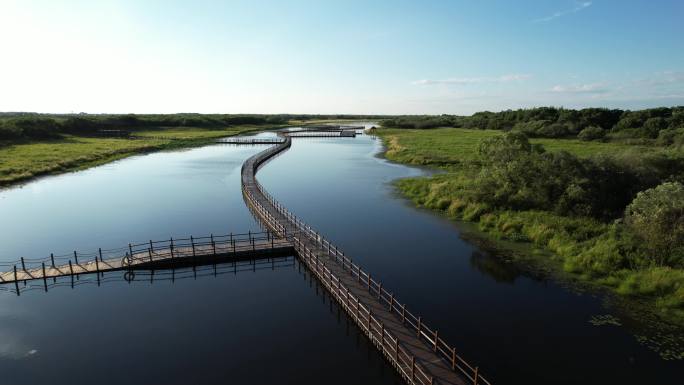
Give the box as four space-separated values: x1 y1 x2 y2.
412 74 531 86
534 1 592 23
635 71 684 87
550 82 609 94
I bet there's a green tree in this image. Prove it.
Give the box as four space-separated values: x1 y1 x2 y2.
624 182 684 265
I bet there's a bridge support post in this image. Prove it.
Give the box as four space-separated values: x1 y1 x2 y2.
42 263 47 292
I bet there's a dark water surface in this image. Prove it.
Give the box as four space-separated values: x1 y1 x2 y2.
0 129 681 384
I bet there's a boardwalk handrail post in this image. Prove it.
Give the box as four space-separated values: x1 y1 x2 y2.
417 316 422 337
191 236 196 257
41 262 46 279
95 255 100 273
128 243 133 258
74 251 78 265
170 237 175 259
148 248 153 263
211 234 216 255
13 265 17 282
473 367 479 385
149 240 154 252
231 232 235 253
21 257 26 272
98 248 102 263
434 330 438 352
401 303 406 323
69 260 73 275
51 253 55 268
411 356 415 381
451 348 456 370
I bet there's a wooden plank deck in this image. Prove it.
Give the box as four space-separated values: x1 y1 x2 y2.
242 134 491 385
0 233 293 285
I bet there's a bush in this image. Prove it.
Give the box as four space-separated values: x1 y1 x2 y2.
656 127 684 147
578 126 606 141
624 182 684 265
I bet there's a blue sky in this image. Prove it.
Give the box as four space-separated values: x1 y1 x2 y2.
0 0 682 114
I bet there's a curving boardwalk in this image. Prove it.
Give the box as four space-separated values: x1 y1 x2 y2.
241 134 490 385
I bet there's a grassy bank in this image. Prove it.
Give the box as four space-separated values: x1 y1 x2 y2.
0 126 263 187
377 127 684 329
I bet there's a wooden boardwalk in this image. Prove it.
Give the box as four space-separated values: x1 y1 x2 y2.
217 138 285 144
242 134 490 385
0 232 293 286
1 128 491 385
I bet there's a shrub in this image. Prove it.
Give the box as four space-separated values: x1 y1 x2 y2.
624 182 684 265
578 126 606 141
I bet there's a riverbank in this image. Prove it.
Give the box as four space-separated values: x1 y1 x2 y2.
376 128 684 334
0 126 271 188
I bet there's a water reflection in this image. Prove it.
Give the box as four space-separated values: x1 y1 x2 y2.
469 251 523 284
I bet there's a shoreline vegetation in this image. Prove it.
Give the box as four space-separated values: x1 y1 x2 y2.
375 106 684 335
0 113 385 188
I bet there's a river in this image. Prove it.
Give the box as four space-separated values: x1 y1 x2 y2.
0 127 681 384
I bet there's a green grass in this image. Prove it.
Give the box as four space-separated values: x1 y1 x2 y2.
0 126 263 187
378 127 684 327
379 127 659 167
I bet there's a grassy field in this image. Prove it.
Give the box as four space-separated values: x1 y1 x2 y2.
0 126 263 187
380 127 656 166
377 127 684 330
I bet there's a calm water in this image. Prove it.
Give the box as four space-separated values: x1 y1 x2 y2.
0 129 682 384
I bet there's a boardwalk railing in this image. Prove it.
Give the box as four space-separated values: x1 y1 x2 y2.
4 256 295 295
0 231 292 286
241 134 491 385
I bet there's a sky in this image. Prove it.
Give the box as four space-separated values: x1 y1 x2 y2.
0 0 682 115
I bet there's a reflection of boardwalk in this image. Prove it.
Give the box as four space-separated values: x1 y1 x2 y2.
242 134 490 385
0 232 293 287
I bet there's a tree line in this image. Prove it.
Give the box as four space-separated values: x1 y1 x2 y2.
382 106 684 145
0 113 389 141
